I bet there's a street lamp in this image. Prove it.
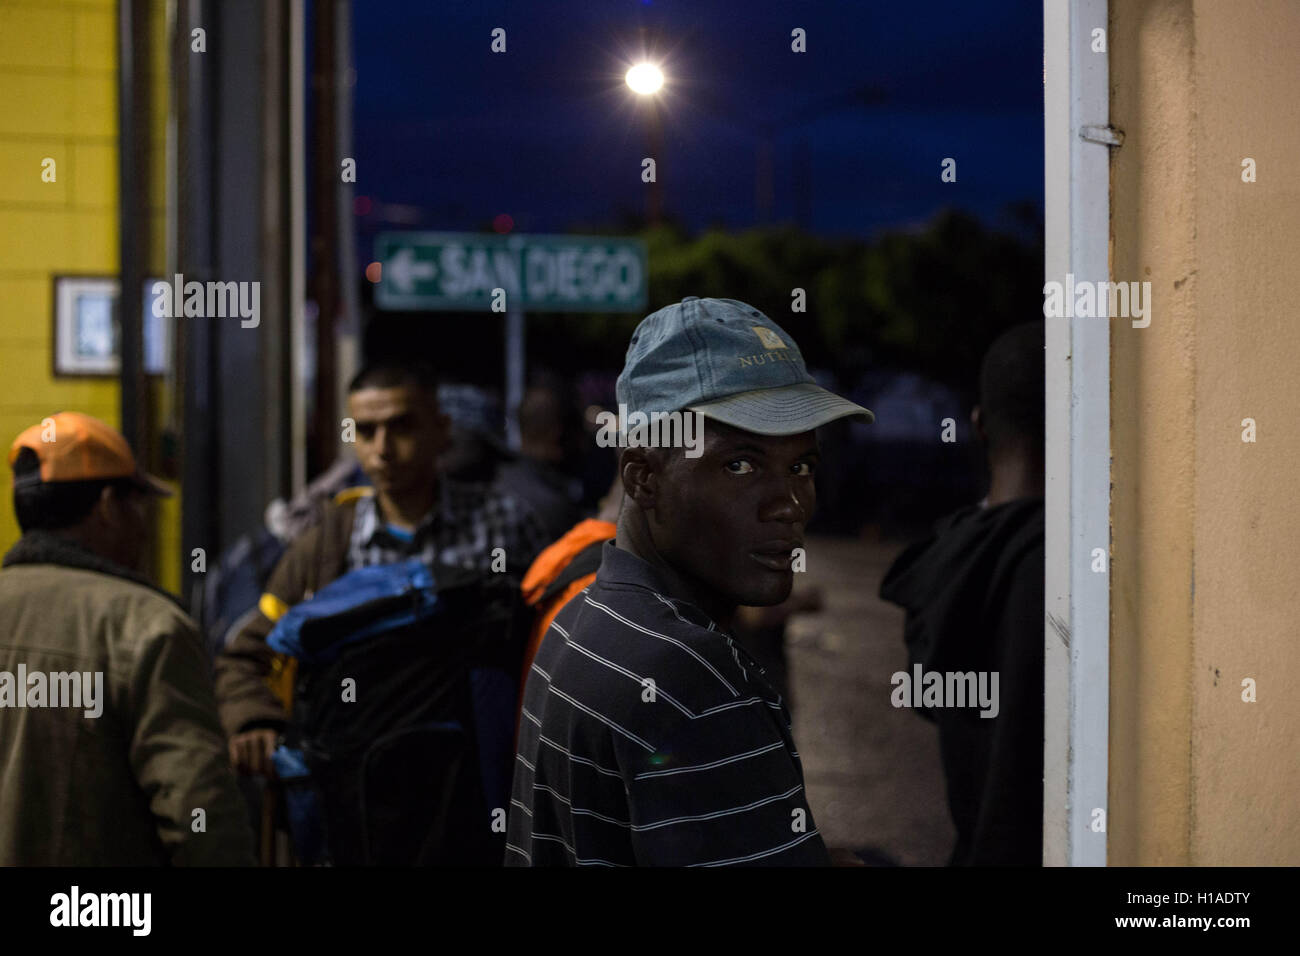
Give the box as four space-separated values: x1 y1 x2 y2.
625 62 664 95
626 63 665 224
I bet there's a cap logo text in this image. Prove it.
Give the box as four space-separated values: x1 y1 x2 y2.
751 327 787 350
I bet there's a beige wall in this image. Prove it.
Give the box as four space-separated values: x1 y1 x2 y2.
1110 0 1300 865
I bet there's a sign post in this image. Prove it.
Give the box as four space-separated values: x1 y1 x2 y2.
505 304 524 450
374 232 648 448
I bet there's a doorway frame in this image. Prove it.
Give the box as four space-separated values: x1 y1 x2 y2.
1043 0 1111 867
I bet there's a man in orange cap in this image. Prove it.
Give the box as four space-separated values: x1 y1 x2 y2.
0 411 254 865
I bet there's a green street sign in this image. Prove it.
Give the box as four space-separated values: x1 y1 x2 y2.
374 232 648 312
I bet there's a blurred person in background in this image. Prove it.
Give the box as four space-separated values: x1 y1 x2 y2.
497 381 584 541
879 320 1045 866
437 382 510 484
215 360 549 777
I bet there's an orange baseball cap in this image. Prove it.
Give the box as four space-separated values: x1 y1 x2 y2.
8 411 172 497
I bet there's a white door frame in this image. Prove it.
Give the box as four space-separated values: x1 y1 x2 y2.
1043 0 1111 867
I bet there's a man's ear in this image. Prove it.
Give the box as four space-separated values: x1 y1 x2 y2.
98 484 115 510
970 405 986 442
91 484 119 529
619 447 658 510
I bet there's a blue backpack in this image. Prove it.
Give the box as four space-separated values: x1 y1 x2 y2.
267 557 526 866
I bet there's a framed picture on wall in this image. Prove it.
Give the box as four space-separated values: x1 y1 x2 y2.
52 275 171 377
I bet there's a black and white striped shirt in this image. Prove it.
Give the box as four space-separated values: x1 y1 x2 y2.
505 540 829 867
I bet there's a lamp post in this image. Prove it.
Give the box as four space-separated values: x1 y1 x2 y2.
688 84 886 226
627 62 665 225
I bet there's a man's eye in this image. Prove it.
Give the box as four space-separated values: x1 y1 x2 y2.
726 460 754 475
793 461 815 477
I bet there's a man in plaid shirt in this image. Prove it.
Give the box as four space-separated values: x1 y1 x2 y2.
215 360 549 776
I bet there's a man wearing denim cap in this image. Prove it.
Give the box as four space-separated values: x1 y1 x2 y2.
507 297 873 867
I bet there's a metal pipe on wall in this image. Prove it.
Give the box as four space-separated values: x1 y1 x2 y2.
178 0 217 613
117 0 148 453
334 0 360 413
261 0 290 505
118 0 157 583
309 0 340 481
289 0 307 495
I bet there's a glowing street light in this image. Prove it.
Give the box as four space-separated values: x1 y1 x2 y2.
625 62 664 96
626 60 665 223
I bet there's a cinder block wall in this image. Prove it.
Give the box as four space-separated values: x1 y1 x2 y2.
0 0 179 593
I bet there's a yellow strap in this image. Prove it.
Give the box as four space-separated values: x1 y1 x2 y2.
260 592 296 714
258 592 289 623
267 655 298 715
332 485 374 506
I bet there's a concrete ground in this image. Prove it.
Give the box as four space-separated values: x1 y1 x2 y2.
786 533 956 866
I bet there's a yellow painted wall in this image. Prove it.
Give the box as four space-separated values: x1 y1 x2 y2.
1110 0 1300 864
0 0 179 593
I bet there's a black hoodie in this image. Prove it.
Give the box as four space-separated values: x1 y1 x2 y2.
878 496 1044 866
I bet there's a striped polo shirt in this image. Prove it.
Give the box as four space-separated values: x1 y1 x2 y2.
505 540 829 867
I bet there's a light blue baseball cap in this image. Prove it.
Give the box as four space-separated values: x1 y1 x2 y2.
615 296 874 435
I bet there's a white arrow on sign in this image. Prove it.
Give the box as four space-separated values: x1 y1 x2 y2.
386 247 437 292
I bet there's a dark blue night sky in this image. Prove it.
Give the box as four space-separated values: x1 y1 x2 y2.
351 0 1042 246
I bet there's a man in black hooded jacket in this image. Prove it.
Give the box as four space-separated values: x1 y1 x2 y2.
879 321 1045 866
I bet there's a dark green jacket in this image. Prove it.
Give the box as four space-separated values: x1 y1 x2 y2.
0 532 255 866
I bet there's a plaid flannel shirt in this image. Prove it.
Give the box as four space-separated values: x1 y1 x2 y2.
346 479 550 578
